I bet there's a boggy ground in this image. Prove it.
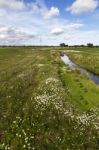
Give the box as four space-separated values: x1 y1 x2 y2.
0 47 99 150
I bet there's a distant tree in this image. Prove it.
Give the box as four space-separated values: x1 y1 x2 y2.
80 45 85 47
74 45 79 47
65 44 68 47
60 43 68 47
95 45 99 48
60 43 66 47
87 43 94 48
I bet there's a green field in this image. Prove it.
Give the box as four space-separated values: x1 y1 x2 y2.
0 47 99 150
66 48 99 75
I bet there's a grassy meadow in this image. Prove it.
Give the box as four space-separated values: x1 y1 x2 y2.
0 47 99 150
66 47 99 75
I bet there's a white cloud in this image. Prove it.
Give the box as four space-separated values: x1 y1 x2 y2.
66 0 98 14
42 7 60 19
50 23 83 35
0 0 98 46
0 0 26 10
51 27 64 35
64 30 99 45
0 25 36 45
64 23 84 31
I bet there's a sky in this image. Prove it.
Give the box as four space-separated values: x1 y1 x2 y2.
0 0 99 46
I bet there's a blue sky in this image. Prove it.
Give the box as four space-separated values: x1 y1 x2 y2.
0 0 99 45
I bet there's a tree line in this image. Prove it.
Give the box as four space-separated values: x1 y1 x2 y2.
60 43 99 48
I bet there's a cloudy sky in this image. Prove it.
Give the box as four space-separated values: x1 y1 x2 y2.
0 0 99 45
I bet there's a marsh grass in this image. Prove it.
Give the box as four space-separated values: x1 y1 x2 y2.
0 47 99 149
67 50 99 75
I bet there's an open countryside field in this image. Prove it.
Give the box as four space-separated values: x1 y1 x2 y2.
0 47 99 150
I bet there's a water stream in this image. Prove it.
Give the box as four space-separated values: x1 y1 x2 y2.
61 55 99 84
